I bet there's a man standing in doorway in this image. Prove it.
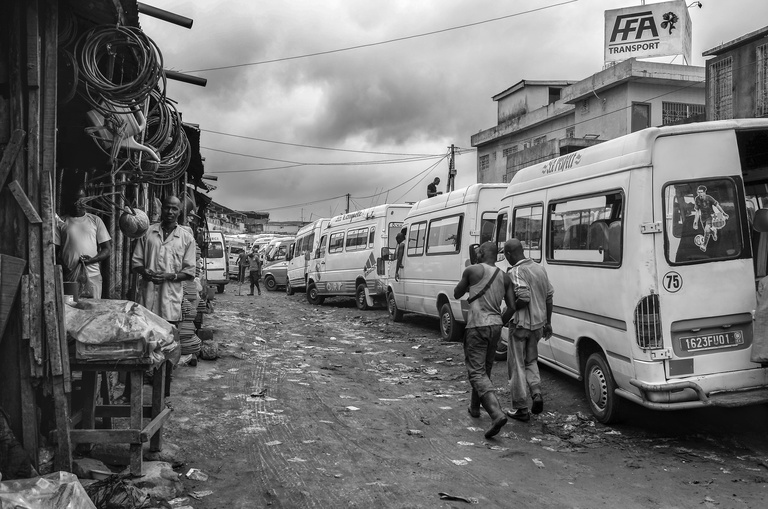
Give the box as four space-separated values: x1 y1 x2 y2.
454 242 516 439
132 196 196 324
427 177 441 198
503 238 554 422
393 232 405 281
54 187 111 298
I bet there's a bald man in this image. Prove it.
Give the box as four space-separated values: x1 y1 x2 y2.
132 196 196 323
503 238 554 422
454 241 516 439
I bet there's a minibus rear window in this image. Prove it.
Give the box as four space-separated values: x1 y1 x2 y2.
207 241 224 258
663 178 743 264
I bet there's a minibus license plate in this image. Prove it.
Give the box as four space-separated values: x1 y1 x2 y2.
679 331 744 352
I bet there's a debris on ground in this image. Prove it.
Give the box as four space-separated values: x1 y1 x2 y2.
185 468 208 481
438 492 479 504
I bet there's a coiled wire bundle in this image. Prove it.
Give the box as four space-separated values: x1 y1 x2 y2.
142 89 191 185
75 25 165 114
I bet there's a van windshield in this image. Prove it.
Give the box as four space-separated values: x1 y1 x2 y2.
663 178 743 264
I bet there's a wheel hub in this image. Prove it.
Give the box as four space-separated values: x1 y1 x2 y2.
588 368 608 408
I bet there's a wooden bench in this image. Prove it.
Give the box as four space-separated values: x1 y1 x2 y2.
69 358 172 476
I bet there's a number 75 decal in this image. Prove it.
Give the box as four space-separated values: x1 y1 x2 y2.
663 271 682 293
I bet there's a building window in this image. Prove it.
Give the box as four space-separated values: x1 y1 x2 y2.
565 126 575 138
757 44 768 117
523 141 530 150
548 87 561 104
502 173 508 183
502 146 518 158
631 102 651 132
709 57 733 120
662 102 705 125
534 135 546 145
479 154 489 172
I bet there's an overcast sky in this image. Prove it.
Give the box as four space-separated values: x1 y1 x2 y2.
139 0 768 222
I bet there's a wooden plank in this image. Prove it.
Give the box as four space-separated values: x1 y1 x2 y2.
141 407 172 444
18 302 39 468
0 130 26 190
20 274 30 341
26 273 44 377
53 264 71 391
43 301 62 376
52 379 72 472
150 361 167 450
130 370 144 475
68 429 142 444
8 180 42 224
26 0 40 88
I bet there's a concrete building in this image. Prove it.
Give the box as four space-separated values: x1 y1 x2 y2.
472 59 705 183
703 25 768 120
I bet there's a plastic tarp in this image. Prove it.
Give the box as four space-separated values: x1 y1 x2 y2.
65 299 180 367
0 471 96 509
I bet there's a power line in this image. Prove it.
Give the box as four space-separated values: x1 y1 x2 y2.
202 146 445 170
185 1 579 73
201 129 438 157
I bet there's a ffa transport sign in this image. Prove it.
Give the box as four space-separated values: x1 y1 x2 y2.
604 0 692 63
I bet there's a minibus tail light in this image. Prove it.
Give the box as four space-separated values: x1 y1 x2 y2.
635 294 662 349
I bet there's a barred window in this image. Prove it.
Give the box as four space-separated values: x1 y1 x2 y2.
534 135 546 145
662 102 705 125
479 154 490 171
502 146 518 157
757 43 768 117
709 57 733 120
565 126 575 138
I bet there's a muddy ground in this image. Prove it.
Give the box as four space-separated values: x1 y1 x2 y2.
161 284 768 508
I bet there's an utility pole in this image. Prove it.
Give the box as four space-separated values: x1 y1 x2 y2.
345 193 350 214
447 144 456 193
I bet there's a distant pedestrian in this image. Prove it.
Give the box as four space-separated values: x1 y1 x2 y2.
453 242 516 439
394 232 405 281
503 238 554 422
248 248 263 296
237 249 249 283
427 177 441 198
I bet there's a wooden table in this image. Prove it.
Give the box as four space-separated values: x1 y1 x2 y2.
68 358 172 476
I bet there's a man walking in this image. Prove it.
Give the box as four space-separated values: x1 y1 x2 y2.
54 187 111 298
132 195 196 324
248 247 262 296
503 238 554 422
393 232 405 281
453 242 516 438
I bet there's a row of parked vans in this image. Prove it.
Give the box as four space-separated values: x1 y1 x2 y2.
279 119 768 423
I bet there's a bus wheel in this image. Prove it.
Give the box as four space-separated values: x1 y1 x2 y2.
355 284 370 311
584 352 624 424
388 291 404 322
286 281 294 295
439 303 464 342
306 283 324 305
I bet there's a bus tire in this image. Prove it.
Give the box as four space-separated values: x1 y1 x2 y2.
355 284 370 311
265 275 277 291
584 352 624 424
307 283 324 305
388 291 404 322
286 281 294 295
439 303 464 342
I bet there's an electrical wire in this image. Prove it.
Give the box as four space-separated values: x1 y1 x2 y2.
185 1 579 73
201 147 445 169
200 129 440 157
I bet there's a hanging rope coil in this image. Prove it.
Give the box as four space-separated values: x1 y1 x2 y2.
75 25 165 114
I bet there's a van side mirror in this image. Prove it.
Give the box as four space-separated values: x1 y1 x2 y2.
469 243 480 264
381 247 391 261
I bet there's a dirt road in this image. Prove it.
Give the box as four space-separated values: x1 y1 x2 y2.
165 287 768 508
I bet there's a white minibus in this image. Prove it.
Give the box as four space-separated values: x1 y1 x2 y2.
306 204 411 309
498 119 768 423
204 231 229 293
386 184 507 341
262 237 294 291
285 218 329 295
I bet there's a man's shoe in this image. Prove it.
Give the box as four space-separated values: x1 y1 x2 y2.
531 393 544 415
247 293 254 296
505 408 530 422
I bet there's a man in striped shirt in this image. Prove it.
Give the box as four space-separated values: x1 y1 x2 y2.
502 239 554 422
